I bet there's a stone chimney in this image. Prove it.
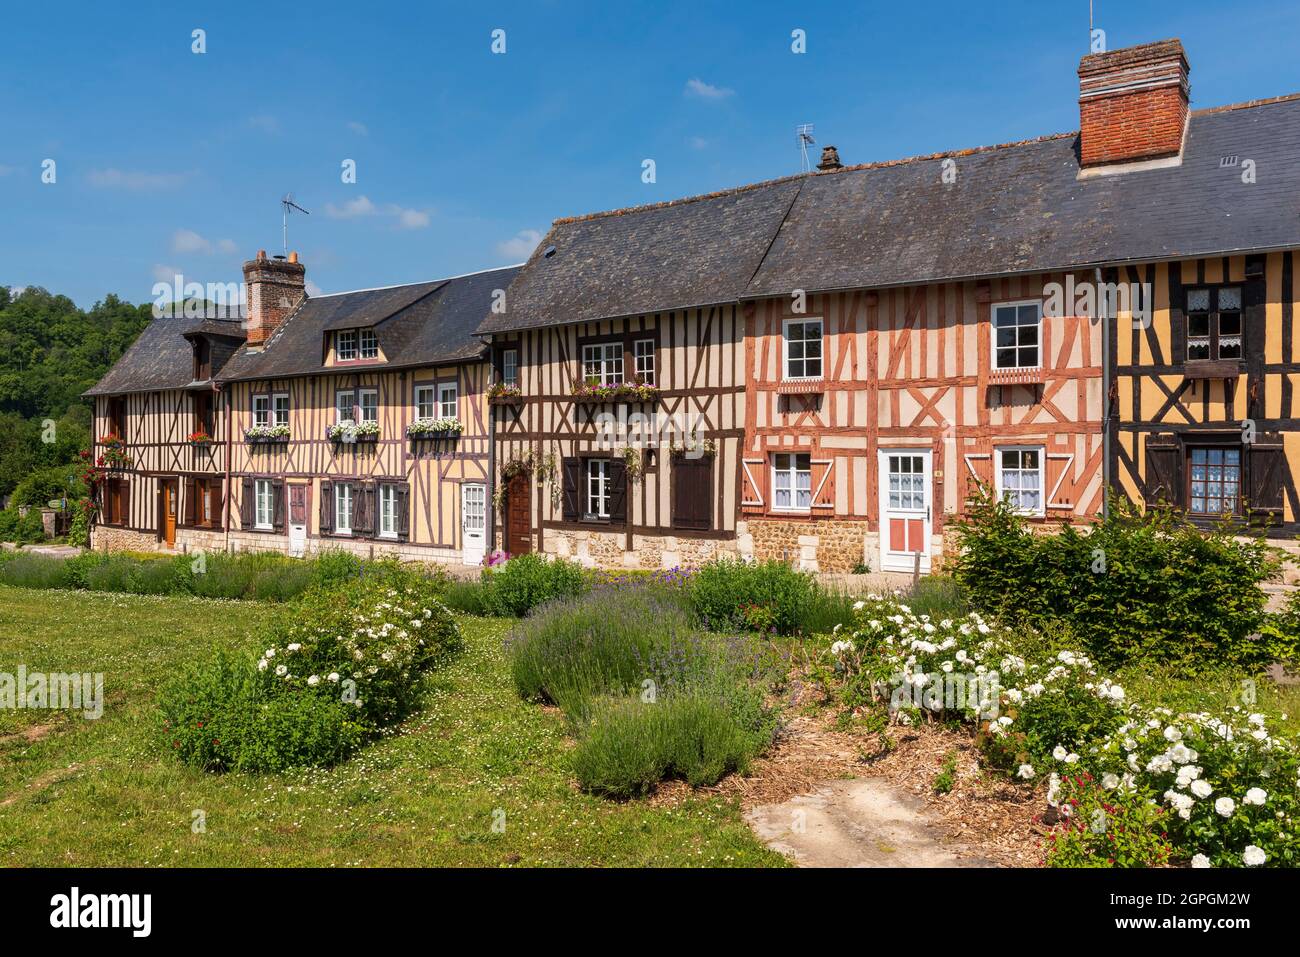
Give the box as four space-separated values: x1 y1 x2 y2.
1078 39 1190 168
817 145 844 171
243 249 306 346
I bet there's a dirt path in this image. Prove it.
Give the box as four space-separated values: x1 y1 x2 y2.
746 778 996 867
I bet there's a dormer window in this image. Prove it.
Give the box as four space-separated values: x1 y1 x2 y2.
336 330 357 361
359 329 378 359
193 337 212 380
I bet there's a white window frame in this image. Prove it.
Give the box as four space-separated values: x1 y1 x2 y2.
782 318 823 380
358 388 378 423
414 384 436 419
582 342 624 385
378 483 398 539
335 389 356 424
634 339 656 385
502 349 519 388
995 445 1046 517
438 382 458 420
336 329 358 361
771 452 812 512
254 478 274 530
992 300 1042 371
252 394 271 428
358 328 379 359
272 392 289 428
585 459 611 520
335 483 354 535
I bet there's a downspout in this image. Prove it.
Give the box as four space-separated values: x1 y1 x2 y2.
1096 266 1110 520
483 340 497 554
222 382 233 553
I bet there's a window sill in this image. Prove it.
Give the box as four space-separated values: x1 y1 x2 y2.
989 367 1045 385
776 379 825 395
1184 360 1245 380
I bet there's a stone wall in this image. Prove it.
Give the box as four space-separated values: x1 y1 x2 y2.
91 526 159 553
543 527 741 570
745 518 875 573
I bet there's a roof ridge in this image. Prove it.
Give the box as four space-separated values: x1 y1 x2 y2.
312 263 523 299
552 131 1076 227
1191 91 1300 117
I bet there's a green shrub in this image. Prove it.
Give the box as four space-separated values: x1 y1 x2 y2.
1043 774 1173 868
0 507 46 544
482 553 584 617
441 579 492 616
66 505 91 548
0 552 71 588
689 558 820 635
309 549 364 590
573 688 773 798
952 490 1283 671
62 551 108 589
10 464 82 509
903 574 969 620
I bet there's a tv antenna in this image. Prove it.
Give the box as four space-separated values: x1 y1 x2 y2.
796 124 816 173
280 193 310 256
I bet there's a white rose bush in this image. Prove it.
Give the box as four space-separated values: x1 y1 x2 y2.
825 592 1300 867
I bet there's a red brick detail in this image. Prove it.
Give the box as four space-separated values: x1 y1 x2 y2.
1078 39 1190 168
243 252 306 345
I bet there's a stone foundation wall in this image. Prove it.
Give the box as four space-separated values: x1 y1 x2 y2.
543 527 741 570
91 526 160 553
745 518 876 573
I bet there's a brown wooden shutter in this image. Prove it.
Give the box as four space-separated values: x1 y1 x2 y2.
240 477 255 528
319 481 334 533
183 478 197 525
396 482 411 540
355 483 374 535
1249 439 1286 524
1144 439 1182 508
117 480 129 526
607 458 628 524
561 457 581 521
272 478 286 531
671 456 713 530
209 481 223 529
810 459 835 510
740 458 767 516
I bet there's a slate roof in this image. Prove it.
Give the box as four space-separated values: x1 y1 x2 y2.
479 94 1300 334
216 265 519 383
85 315 244 396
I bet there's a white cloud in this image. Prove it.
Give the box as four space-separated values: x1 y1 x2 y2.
684 78 734 100
496 229 543 260
249 114 280 134
88 168 193 191
171 230 239 256
347 121 369 136
390 205 430 230
305 279 323 297
324 195 378 219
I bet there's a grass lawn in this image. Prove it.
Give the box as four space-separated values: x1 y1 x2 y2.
0 585 786 867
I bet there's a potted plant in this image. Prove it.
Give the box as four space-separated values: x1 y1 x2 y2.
97 434 132 468
488 382 523 406
406 416 463 439
187 430 214 446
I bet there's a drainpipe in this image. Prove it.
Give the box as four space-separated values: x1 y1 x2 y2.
221 383 233 553
1096 266 1110 520
486 351 497 554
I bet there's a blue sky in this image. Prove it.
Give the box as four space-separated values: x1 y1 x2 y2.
3 0 1298 308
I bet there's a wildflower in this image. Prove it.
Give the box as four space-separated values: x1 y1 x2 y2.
1016 764 1035 780
257 659 268 671
1052 745 1068 761
1242 845 1266 867
307 675 320 686
1101 773 1119 790
1215 797 1235 818
1244 788 1267 806
1191 854 1212 868
275 665 287 677
1190 779 1213 799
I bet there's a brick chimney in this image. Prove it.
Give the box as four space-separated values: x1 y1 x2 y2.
243 249 306 346
817 145 844 171
1078 39 1189 168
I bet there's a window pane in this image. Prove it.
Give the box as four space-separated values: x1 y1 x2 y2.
1188 314 1210 338
1188 341 1211 361
1186 289 1211 312
1218 287 1241 311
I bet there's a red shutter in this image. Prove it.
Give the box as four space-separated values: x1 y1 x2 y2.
741 457 767 515
810 459 835 510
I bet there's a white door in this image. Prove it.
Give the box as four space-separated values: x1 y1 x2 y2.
461 483 486 566
878 449 933 573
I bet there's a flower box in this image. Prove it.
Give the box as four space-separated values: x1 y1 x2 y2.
326 421 380 443
572 380 661 404
488 394 524 407
407 417 463 440
244 425 290 444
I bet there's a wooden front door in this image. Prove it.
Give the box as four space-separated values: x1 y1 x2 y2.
161 480 177 548
505 472 532 556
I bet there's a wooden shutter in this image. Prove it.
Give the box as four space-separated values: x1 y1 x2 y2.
740 457 767 515
183 478 197 525
208 481 223 529
810 459 835 510
1249 439 1286 524
355 483 374 535
607 458 628 524
561 457 581 521
319 481 334 533
671 456 712 530
118 480 129 526
240 477 255 528
272 478 285 531
396 482 411 540
1144 439 1182 507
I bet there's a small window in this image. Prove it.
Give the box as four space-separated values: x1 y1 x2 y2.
106 397 127 437
1188 447 1242 515
194 392 214 434
272 393 289 428
438 383 458 420
358 388 378 423
772 452 812 510
254 478 274 530
415 385 436 419
358 328 378 359
993 302 1041 370
996 447 1044 516
335 390 356 424
336 329 358 361
783 319 823 380
252 395 271 428
582 342 623 386
335 483 354 534
378 484 398 538
502 349 519 388
194 338 212 380
585 459 611 520
1186 287 1243 362
634 339 656 385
